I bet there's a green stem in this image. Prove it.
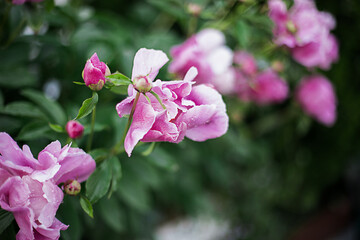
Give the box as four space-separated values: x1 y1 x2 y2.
86 104 96 152
111 91 141 155
150 91 166 110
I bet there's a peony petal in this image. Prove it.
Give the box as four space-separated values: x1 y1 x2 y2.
131 48 169 82
124 102 156 156
196 29 225 52
206 46 233 75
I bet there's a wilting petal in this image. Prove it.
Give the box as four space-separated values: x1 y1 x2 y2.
124 102 156 156
131 48 169 81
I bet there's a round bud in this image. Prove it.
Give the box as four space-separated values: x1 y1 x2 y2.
286 20 297 33
133 75 152 93
63 180 81 196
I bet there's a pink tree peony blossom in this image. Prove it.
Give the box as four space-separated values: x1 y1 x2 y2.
250 70 289 105
233 51 257 76
168 29 234 94
0 132 96 240
296 75 337 126
116 48 229 156
268 0 338 69
65 120 84 139
82 53 111 91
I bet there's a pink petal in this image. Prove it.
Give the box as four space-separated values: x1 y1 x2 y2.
124 102 156 156
131 48 169 82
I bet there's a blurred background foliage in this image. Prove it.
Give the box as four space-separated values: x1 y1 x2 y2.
0 0 360 239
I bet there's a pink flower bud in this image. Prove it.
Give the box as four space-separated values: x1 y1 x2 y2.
63 180 81 196
296 75 337 126
66 120 84 139
271 60 284 72
82 53 111 91
187 3 202 16
133 75 152 93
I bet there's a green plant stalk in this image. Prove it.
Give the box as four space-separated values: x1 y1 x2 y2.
150 91 166 110
86 105 96 152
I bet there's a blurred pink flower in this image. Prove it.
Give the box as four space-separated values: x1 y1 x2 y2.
296 75 337 126
268 0 338 69
250 70 289 105
0 132 96 240
65 120 84 139
82 53 110 91
116 49 229 156
233 51 257 76
169 29 234 93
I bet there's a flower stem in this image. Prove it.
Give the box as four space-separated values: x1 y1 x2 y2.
150 91 166 110
86 103 96 152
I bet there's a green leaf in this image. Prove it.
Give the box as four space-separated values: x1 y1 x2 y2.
89 149 108 164
1 101 47 119
0 209 14 235
147 0 186 19
17 121 50 141
147 148 178 172
117 172 150 212
80 196 93 218
86 159 112 203
49 123 64 133
109 85 129 95
0 68 37 89
21 89 66 125
235 20 250 48
98 197 125 233
106 73 132 86
75 92 98 120
108 156 122 198
0 90 3 110
73 81 86 86
44 0 55 12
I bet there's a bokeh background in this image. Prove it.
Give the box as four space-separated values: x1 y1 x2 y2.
0 0 360 239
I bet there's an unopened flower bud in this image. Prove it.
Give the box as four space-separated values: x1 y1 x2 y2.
286 20 297 33
133 75 152 93
63 180 81 196
82 53 111 91
66 120 84 139
271 60 284 72
187 3 202 16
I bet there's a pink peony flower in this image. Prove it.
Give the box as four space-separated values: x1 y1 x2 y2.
233 51 257 76
250 70 289 105
296 75 337 126
169 29 234 93
268 0 338 69
0 132 96 240
116 49 229 156
65 120 84 139
82 53 111 91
